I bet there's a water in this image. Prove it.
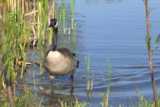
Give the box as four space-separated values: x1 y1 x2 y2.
17 0 160 106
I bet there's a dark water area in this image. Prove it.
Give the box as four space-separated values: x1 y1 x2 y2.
16 0 160 106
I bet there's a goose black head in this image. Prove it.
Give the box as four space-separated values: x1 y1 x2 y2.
48 19 58 29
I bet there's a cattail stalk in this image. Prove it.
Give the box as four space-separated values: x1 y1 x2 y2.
145 0 158 107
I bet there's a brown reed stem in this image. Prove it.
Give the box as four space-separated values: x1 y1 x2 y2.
7 0 9 10
33 0 36 21
31 25 37 47
26 0 28 12
1 7 5 41
51 0 55 18
91 79 93 93
145 0 158 107
4 69 15 107
105 90 109 107
17 0 19 11
38 1 40 38
87 88 89 96
13 83 16 99
11 0 13 11
22 0 24 20
25 10 38 16
14 0 16 13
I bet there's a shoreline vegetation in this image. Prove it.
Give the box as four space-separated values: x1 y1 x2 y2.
0 0 159 107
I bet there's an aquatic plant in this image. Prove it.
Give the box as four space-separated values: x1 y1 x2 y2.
62 0 66 35
85 55 90 94
144 0 158 106
71 28 76 53
0 0 79 106
0 87 39 107
100 60 111 107
0 0 54 106
0 2 27 106
152 34 160 53
70 0 75 30
38 0 50 75
60 98 87 107
91 71 94 93
136 88 160 107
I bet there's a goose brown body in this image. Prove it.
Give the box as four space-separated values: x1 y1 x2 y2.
43 48 77 76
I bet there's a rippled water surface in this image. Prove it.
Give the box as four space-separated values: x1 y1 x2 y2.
18 0 160 106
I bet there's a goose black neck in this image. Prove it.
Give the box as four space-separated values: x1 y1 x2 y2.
51 27 58 51
52 27 58 33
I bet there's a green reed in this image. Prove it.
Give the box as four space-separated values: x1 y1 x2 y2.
0 86 39 107
136 88 160 107
71 26 76 42
20 44 27 79
60 98 87 107
54 3 58 19
100 60 111 107
38 29 43 75
71 28 76 53
2 10 19 85
0 0 79 106
1 0 48 103
71 0 75 30
20 21 30 79
91 71 94 92
41 0 48 44
106 60 111 107
49 26 53 44
0 4 30 107
38 0 50 75
152 34 160 53
85 55 90 94
62 0 66 35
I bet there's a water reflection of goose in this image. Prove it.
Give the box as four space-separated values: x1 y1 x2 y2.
43 19 79 85
41 85 75 106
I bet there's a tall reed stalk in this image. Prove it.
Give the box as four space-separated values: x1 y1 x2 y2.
71 28 76 53
62 0 66 35
41 0 48 44
70 0 75 30
105 60 111 107
91 71 94 93
51 0 55 18
1 2 18 106
85 55 90 94
144 0 158 107
100 60 111 107
38 0 50 75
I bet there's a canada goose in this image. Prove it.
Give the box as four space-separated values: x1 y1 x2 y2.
43 19 79 85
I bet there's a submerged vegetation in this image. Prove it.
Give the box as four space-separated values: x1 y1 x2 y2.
0 0 160 107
